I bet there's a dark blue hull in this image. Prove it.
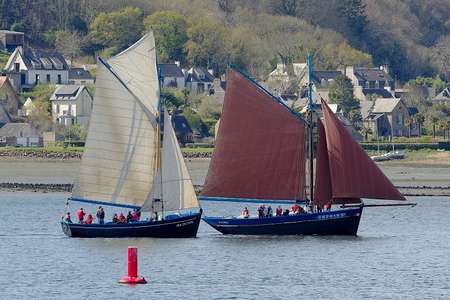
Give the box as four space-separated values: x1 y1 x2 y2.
61 211 202 238
202 208 362 235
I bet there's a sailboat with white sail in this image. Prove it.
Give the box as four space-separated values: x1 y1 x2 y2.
61 32 202 238
201 57 415 235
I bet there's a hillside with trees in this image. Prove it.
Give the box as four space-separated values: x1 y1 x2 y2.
1 0 448 81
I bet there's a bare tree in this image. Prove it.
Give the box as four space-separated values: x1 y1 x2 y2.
55 30 84 66
269 0 302 16
433 35 450 81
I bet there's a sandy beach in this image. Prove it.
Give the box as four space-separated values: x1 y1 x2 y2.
0 154 449 196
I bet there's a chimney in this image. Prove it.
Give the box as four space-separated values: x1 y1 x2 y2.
175 61 180 67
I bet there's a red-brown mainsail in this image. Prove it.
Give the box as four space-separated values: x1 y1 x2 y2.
314 100 405 204
201 69 306 201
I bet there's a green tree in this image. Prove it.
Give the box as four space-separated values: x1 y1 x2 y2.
161 87 184 110
186 18 230 74
89 7 144 52
328 74 362 129
338 0 367 38
144 11 188 63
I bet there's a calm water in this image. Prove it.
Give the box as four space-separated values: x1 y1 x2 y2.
0 192 449 299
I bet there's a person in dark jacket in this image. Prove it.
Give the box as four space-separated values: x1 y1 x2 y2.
126 211 133 223
96 206 105 224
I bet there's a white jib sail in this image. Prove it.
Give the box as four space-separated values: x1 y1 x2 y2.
141 111 199 212
108 32 160 115
72 59 158 207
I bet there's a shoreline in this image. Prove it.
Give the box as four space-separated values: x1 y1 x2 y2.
0 149 212 160
1 182 449 197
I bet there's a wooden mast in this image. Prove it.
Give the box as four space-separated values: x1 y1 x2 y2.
307 54 314 205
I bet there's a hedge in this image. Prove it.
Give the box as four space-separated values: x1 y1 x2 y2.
360 143 439 151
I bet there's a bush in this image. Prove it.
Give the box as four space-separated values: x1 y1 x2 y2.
360 143 439 151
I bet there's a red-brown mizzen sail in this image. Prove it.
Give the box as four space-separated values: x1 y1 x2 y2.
319 100 405 201
201 69 306 201
313 119 333 205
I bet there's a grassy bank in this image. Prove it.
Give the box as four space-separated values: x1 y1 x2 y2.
0 147 84 154
369 149 450 166
1 147 449 165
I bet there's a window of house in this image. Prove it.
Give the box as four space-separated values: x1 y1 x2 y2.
57 74 62 84
369 81 375 89
398 113 403 126
198 83 205 93
379 80 385 88
14 63 20 72
46 74 51 83
56 104 60 114
35 74 40 84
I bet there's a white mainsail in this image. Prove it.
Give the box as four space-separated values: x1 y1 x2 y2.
108 32 160 115
72 34 159 207
141 111 199 212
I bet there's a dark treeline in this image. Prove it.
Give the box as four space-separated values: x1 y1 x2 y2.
0 0 449 81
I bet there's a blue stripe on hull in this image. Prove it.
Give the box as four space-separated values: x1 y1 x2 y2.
61 212 202 238
202 208 363 236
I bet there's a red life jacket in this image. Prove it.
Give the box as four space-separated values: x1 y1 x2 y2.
76 210 85 220
85 215 93 224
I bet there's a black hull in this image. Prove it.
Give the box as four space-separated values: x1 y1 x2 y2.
61 212 202 238
203 208 362 236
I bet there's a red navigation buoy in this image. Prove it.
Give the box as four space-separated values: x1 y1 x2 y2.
119 247 147 284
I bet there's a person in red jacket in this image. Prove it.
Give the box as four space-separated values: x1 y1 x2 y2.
118 212 126 223
275 206 283 217
76 208 85 223
85 214 93 224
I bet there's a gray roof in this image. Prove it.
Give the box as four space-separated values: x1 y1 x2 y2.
50 85 86 101
69 68 94 80
172 114 193 135
0 30 24 35
354 68 392 82
432 88 450 101
0 123 40 138
22 49 69 70
312 70 342 87
158 63 184 78
362 88 393 98
372 98 402 113
186 67 214 83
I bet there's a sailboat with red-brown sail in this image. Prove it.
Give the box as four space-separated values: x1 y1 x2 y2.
201 58 415 235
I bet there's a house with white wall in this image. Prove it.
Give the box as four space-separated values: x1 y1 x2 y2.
158 63 185 88
344 66 394 101
50 85 93 127
185 67 214 95
3 47 69 91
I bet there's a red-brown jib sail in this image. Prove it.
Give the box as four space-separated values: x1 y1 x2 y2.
201 69 306 201
314 100 405 204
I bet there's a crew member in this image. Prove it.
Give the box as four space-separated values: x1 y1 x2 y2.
76 208 85 224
